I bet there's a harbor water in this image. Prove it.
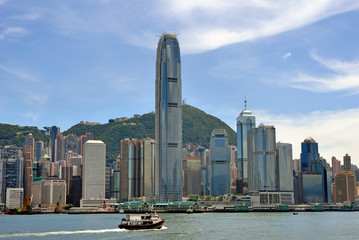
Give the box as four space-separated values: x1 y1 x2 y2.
1 212 359 239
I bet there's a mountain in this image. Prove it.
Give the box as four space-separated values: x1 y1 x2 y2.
0 124 50 147
1 105 237 162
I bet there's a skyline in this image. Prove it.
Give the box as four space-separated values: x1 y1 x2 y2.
1 0 359 164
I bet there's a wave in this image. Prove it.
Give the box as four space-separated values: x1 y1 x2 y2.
0 226 167 238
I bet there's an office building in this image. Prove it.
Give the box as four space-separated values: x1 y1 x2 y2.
210 129 230 196
50 126 60 162
300 137 331 203
31 178 66 207
23 133 34 198
332 156 341 177
335 171 356 203
248 124 277 192
199 148 210 196
155 33 183 202
183 157 201 196
277 143 294 192
35 141 45 162
0 146 23 204
344 154 351 171
120 138 155 202
236 100 256 180
6 188 23 209
82 140 106 201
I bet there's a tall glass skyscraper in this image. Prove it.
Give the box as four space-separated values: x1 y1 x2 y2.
247 124 277 192
155 33 182 202
300 137 319 173
236 100 255 180
210 129 230 196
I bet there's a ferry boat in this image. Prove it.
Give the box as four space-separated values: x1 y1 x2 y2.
118 212 165 230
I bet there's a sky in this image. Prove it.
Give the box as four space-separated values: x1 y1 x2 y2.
1 0 359 165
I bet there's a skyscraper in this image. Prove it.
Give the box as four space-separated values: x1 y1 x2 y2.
334 171 356 203
247 124 277 192
300 137 319 172
82 140 106 200
343 154 351 171
50 126 60 162
23 133 34 198
276 143 294 192
331 156 341 177
236 100 255 180
155 33 182 202
210 129 230 196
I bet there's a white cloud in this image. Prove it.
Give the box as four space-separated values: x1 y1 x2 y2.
253 108 359 166
10 12 41 20
3 27 26 34
0 0 8 5
288 53 359 93
0 64 38 82
283 52 292 58
38 0 359 54
24 112 40 122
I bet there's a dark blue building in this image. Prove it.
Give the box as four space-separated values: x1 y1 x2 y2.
300 137 319 172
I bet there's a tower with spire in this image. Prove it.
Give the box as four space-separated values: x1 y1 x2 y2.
236 98 256 183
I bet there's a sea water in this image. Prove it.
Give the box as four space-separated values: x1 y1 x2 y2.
1 212 358 239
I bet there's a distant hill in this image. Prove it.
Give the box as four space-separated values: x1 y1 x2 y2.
1 105 236 162
0 124 50 147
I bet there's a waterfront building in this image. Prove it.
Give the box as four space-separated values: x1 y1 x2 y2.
236 100 256 181
335 171 356 203
69 176 82 207
248 124 277 192
82 140 106 202
5 188 23 209
210 129 230 196
299 138 331 203
155 33 183 202
199 148 210 196
331 156 341 177
111 170 120 203
343 154 351 171
183 157 201 196
120 138 155 202
32 178 66 208
23 133 34 199
276 143 294 192
0 146 23 205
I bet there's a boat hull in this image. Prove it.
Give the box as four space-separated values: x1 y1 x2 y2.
118 219 165 230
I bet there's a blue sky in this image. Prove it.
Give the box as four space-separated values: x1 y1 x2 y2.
1 0 359 165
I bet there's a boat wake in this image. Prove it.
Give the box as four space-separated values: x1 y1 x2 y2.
0 226 167 238
0 228 126 238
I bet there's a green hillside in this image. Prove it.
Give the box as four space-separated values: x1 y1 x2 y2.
0 124 50 147
1 105 236 162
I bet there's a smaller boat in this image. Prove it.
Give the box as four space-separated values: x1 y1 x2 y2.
118 212 165 230
293 212 299 215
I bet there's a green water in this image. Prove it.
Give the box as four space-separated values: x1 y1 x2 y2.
0 212 358 239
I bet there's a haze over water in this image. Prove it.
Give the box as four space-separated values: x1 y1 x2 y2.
1 212 358 239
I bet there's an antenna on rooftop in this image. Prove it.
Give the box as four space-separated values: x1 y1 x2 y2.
244 95 247 110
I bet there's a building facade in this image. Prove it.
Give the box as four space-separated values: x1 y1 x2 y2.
155 33 183 202
82 140 106 200
343 154 351 171
248 124 277 192
335 171 356 203
236 101 256 180
210 129 230 196
276 143 294 192
183 157 201 196
331 156 341 177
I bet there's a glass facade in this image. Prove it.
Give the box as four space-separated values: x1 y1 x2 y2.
248 125 277 192
277 143 294 192
236 109 255 180
155 33 182 202
302 173 324 203
210 129 230 196
300 137 319 172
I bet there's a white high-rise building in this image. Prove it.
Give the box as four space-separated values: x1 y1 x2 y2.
82 140 106 200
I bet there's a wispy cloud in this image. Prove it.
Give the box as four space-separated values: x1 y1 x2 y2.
24 112 40 122
36 0 359 54
106 75 137 93
253 108 359 164
0 64 38 82
283 52 292 59
287 53 359 93
10 12 41 20
0 0 8 5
